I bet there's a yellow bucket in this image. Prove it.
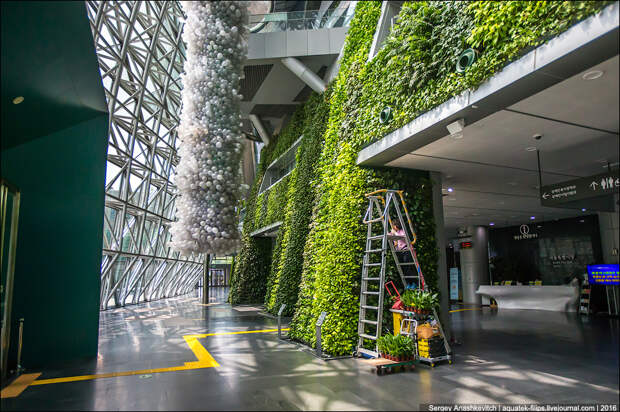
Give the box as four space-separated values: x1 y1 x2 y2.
393 312 403 335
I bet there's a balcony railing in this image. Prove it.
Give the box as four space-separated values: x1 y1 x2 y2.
248 6 355 33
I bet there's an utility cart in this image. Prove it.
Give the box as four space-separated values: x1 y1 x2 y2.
393 310 452 367
362 357 416 376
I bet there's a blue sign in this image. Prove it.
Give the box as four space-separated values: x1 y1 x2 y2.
587 264 619 285
449 267 460 300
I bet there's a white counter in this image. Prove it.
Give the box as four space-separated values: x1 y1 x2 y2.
476 285 579 312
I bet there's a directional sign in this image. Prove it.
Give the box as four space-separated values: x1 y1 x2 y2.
316 311 327 327
540 169 619 208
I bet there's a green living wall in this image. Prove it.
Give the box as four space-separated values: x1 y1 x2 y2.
232 1 613 355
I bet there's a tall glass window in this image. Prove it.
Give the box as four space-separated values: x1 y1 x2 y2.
86 1 204 310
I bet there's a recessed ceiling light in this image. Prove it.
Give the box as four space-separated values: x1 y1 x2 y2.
525 146 537 152
579 219 585 223
530 216 536 220
508 182 518 186
472 213 480 216
581 208 586 212
471 105 478 109
12 96 24 104
489 222 495 226
445 175 453 179
447 187 454 193
582 70 604 80
447 197 457 201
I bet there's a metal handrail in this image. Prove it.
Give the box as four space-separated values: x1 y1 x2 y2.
248 6 354 33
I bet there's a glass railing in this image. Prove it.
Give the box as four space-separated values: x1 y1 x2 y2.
248 6 355 33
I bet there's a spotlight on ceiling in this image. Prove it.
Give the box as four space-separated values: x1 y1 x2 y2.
530 216 536 220
12 96 24 105
489 222 495 226
447 187 453 193
446 118 465 139
582 70 604 80
581 208 587 212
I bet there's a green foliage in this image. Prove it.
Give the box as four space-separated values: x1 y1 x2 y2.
400 289 439 310
265 92 332 316
234 0 610 350
376 333 415 357
230 93 331 306
288 1 439 355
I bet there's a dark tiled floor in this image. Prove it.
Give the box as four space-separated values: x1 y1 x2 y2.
2 288 619 410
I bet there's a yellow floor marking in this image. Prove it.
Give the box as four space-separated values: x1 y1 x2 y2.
26 328 288 388
1 373 42 398
449 308 483 313
185 328 289 339
183 335 220 368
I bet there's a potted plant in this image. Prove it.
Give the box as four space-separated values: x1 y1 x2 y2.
377 333 415 361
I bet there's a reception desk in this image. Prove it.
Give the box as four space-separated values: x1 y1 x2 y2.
476 285 579 312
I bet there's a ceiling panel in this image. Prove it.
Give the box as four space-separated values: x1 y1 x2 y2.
510 55 619 133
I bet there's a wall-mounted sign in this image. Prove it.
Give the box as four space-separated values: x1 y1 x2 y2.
587 264 619 285
513 224 538 240
456 227 469 238
449 267 460 300
540 169 619 208
460 241 473 249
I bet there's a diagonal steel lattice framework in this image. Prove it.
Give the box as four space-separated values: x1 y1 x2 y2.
86 1 207 310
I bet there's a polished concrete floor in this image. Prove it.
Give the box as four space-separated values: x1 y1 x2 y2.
2 288 619 410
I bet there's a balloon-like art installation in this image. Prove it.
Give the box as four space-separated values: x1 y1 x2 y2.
170 1 248 256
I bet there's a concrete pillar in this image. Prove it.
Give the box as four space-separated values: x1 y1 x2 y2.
430 172 452 341
460 226 490 305
598 193 619 264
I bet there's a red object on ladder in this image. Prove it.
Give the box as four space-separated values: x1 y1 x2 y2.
385 281 403 310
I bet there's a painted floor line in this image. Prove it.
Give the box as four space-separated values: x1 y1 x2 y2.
1 373 42 398
449 308 483 313
26 328 290 388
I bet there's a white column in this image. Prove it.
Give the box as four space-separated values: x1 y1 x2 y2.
460 226 490 305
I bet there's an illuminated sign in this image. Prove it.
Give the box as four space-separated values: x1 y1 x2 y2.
587 264 619 285
460 242 473 249
513 224 538 240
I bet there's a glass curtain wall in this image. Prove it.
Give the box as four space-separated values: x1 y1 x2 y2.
86 1 205 310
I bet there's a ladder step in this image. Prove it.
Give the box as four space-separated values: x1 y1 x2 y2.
361 319 378 325
387 235 406 240
365 249 383 253
368 235 384 240
362 277 380 281
359 333 377 340
357 347 378 358
403 276 418 279
364 263 381 267
397 262 416 266
363 291 379 295
362 305 379 310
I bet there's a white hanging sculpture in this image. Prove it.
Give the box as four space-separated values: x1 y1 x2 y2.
170 1 248 256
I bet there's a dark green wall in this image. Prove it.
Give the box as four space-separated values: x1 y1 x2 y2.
1 114 108 368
